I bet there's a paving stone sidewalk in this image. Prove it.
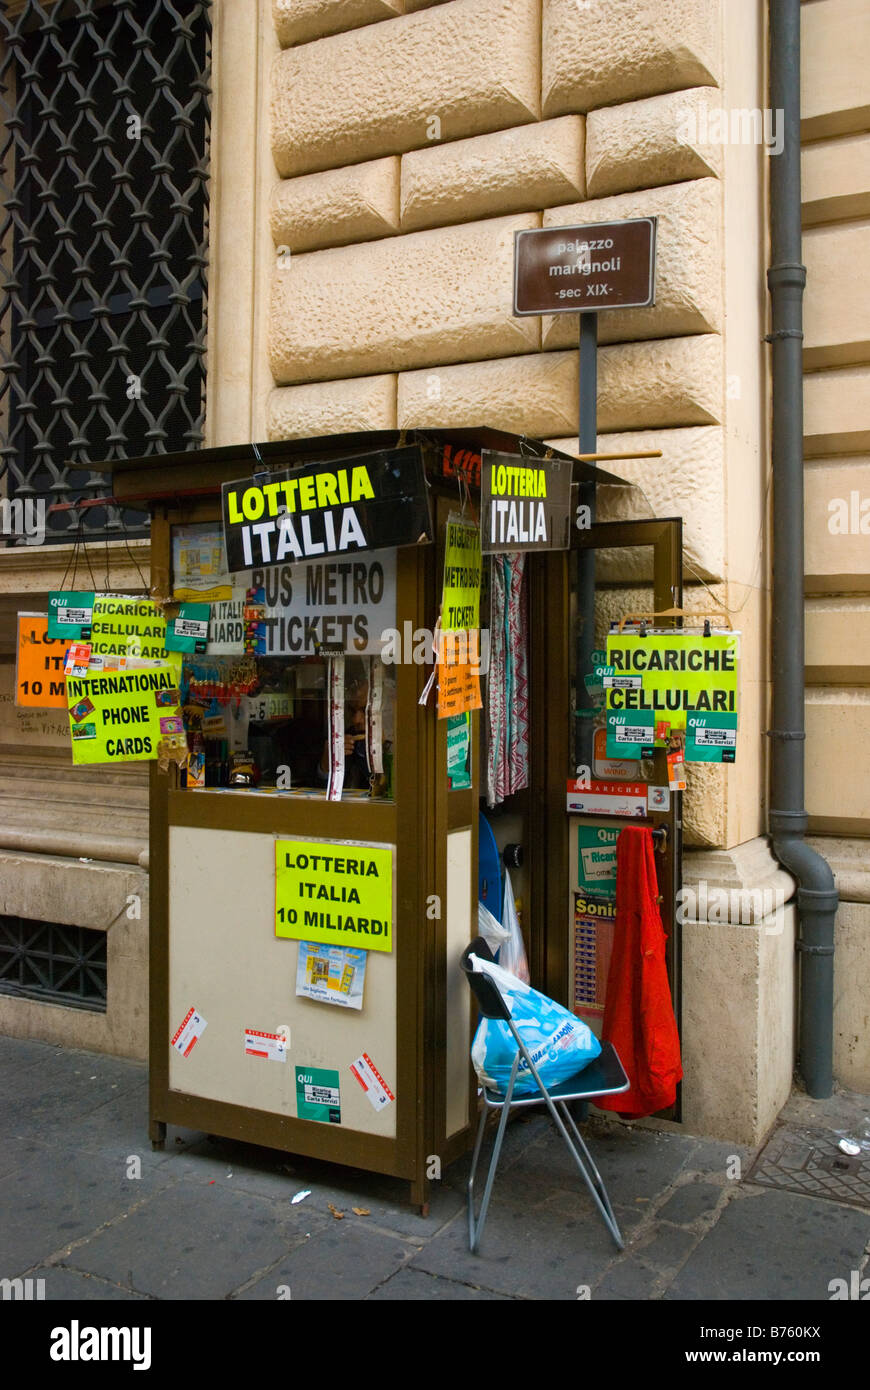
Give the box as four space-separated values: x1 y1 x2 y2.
2 1036 869 1301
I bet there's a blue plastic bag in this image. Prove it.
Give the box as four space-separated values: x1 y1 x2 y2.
470 954 601 1096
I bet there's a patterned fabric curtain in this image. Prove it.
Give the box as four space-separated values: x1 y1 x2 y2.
485 554 529 807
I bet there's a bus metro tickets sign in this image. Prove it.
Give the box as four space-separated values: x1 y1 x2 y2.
275 839 393 953
605 631 739 761
221 446 432 573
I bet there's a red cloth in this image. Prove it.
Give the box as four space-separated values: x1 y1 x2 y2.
595 825 682 1117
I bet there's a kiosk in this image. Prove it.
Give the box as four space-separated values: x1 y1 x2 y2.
96 428 682 1209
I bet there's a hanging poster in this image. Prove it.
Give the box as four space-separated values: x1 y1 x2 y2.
205 590 248 656
295 943 367 1010
172 524 234 602
66 662 179 765
437 645 483 720
441 517 481 632
481 450 573 553
221 446 432 573
251 549 396 656
90 595 168 661
575 824 618 899
295 1066 341 1123
47 591 94 640
15 614 68 708
605 631 739 761
572 892 617 1022
275 839 393 952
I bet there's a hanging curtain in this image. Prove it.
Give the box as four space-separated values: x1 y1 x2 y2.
486 554 529 807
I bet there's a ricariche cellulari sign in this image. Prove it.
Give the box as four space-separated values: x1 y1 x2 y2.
221 446 432 573
513 218 656 316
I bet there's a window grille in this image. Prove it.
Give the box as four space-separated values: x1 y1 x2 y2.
0 914 108 1010
0 0 211 542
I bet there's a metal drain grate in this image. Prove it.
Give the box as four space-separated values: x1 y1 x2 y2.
746 1125 870 1209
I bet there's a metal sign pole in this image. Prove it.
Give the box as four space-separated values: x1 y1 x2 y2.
575 311 598 770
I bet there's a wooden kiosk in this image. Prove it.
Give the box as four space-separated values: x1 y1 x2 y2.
101 428 680 1208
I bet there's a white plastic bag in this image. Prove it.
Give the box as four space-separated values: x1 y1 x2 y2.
499 869 530 982
477 899 509 956
469 953 600 1095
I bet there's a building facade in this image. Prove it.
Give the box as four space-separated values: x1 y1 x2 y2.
0 0 867 1146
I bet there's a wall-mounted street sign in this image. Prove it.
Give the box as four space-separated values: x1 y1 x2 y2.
513 218 657 316
481 450 573 552
221 445 432 573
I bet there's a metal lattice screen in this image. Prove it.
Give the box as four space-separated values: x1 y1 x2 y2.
0 0 211 542
0 914 107 1010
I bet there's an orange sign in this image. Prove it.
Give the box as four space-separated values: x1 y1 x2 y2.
437 636 482 720
16 613 68 708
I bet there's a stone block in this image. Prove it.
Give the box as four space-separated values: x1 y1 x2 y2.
546 425 726 582
834 900 870 1094
806 598 870 685
400 117 584 232
804 367 870 457
542 0 721 117
270 158 400 253
269 213 541 384
806 688 870 828
586 87 722 199
801 0 870 139
803 222 870 370
273 0 403 48
271 0 541 178
804 458 870 590
268 374 397 438
802 132 870 226
541 179 722 348
396 334 720 436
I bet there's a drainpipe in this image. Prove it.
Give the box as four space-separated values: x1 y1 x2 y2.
767 0 838 1097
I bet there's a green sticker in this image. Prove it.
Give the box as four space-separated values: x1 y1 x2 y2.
685 712 738 763
576 825 618 899
606 709 656 759
47 591 94 639
295 1066 341 1124
447 712 471 789
165 603 210 654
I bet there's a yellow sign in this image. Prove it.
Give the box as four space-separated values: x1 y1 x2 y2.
16 614 68 708
605 632 739 733
91 595 170 661
66 664 178 765
275 839 393 953
441 518 481 632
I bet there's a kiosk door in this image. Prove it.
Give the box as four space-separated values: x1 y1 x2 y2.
529 517 683 1116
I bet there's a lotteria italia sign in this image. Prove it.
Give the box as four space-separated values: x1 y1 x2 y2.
221 445 432 573
481 450 573 552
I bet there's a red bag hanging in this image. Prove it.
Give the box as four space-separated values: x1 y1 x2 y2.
595 825 682 1117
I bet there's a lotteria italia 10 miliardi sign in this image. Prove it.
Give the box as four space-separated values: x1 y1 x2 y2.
221 445 432 573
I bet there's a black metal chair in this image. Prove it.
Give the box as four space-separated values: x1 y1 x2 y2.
460 935 629 1255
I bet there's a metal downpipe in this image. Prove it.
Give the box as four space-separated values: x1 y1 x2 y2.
767 0 838 1097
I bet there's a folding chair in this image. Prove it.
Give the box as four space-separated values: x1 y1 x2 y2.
460 936 630 1255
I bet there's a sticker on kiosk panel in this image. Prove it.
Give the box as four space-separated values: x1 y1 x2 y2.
171 1007 207 1058
244 1029 287 1062
295 1067 341 1124
275 840 393 952
566 779 648 817
350 1052 395 1112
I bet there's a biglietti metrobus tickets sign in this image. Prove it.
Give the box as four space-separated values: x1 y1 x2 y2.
221 445 432 572
513 218 657 316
